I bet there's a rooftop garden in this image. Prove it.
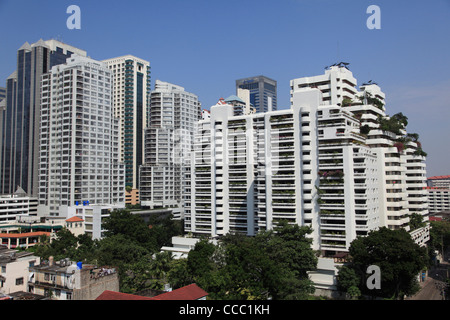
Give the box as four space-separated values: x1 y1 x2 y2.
377 112 408 135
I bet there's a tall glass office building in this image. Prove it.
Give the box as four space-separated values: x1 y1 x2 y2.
235 75 277 113
0 39 87 196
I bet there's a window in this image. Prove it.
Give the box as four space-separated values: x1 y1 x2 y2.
16 277 24 286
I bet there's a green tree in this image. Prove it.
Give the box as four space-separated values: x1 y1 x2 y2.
147 251 173 290
268 221 318 279
337 265 360 292
360 124 371 135
377 112 408 135
96 233 151 291
147 214 184 248
391 112 408 128
29 234 52 260
167 258 192 290
120 255 154 293
188 222 319 300
429 220 450 260
186 238 217 289
347 286 361 300
348 227 428 299
408 213 426 231
219 233 281 300
102 209 158 252
48 228 78 259
407 132 419 142
97 234 150 266
263 222 317 299
72 233 98 263
120 251 174 293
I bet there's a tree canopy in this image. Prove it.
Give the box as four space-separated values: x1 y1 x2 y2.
338 227 428 299
173 222 318 300
27 209 183 293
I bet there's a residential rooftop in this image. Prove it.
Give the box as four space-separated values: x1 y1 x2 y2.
96 283 208 300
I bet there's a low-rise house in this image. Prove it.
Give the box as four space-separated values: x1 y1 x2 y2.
0 231 50 249
0 245 40 295
29 257 119 300
65 216 85 237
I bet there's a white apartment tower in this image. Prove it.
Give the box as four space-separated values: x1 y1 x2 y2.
186 64 429 256
140 80 201 218
427 175 450 213
290 62 358 107
186 90 380 254
427 188 450 213
292 64 429 234
102 55 151 189
37 55 125 218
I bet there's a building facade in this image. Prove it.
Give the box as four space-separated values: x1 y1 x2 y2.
184 65 430 294
102 55 151 189
0 187 37 224
0 40 87 196
293 64 429 233
187 64 429 255
186 92 380 254
140 80 201 218
427 188 450 213
427 175 450 189
29 258 118 300
125 188 140 206
37 55 125 219
236 75 277 113
71 204 124 239
0 246 40 295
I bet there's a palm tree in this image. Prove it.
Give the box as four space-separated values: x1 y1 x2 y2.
149 251 173 289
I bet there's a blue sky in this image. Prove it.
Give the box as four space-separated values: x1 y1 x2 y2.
0 0 449 177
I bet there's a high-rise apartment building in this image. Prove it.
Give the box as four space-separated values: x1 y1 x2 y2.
427 188 450 213
37 55 124 218
427 175 450 189
187 64 429 256
0 39 87 196
102 55 151 189
140 80 201 218
426 175 450 213
0 187 38 224
186 95 380 253
236 75 277 113
293 64 429 232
